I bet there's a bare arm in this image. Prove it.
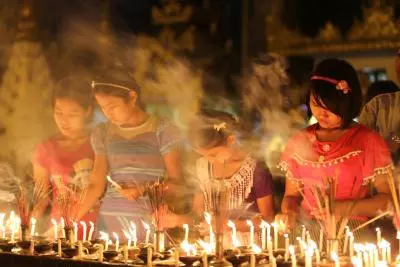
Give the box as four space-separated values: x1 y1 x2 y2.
275 178 301 229
163 147 181 181
32 163 51 218
335 173 390 217
75 154 108 220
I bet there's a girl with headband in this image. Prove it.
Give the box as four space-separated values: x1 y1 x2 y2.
75 72 182 238
276 58 393 242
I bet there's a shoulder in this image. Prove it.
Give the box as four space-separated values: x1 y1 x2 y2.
353 123 382 140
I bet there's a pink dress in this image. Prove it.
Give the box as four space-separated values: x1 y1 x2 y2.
34 136 98 238
279 123 392 219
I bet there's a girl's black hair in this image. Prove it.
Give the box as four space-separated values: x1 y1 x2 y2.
188 109 241 149
307 58 362 128
92 72 143 107
53 76 93 110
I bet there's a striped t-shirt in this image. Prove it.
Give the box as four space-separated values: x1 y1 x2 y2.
91 115 182 216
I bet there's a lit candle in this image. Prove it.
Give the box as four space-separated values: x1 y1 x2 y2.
57 238 62 257
183 224 189 243
319 227 323 252
202 251 208 267
147 246 153 267
272 222 278 250
260 221 268 250
351 256 363 267
0 213 5 239
250 254 256 267
99 244 104 262
306 231 311 245
301 225 306 241
100 231 109 251
363 250 370 267
80 221 87 242
331 252 340 267
123 245 128 263
284 234 289 262
113 232 119 251
51 218 58 241
349 232 354 257
30 217 36 238
376 228 382 244
343 226 349 253
88 221 94 241
228 220 238 247
129 221 137 247
60 218 66 238
142 221 150 244
175 248 180 267
305 246 313 267
247 220 254 247
124 230 132 249
204 212 214 244
289 245 296 267
73 222 78 243
315 249 320 264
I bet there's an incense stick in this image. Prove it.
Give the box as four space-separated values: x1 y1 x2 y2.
351 211 390 233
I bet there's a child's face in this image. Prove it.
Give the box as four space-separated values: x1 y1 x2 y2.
54 98 89 138
196 145 233 164
95 93 135 126
309 94 342 129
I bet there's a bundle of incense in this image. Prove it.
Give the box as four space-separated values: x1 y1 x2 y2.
147 179 168 231
16 179 50 227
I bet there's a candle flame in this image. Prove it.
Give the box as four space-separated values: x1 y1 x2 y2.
351 256 363 267
181 241 197 256
51 218 57 225
99 231 109 240
331 251 339 262
31 217 36 225
288 245 295 255
112 232 119 241
142 221 150 230
89 221 94 227
227 220 235 229
130 221 136 229
251 244 262 253
183 224 189 230
80 221 86 227
198 239 213 254
246 220 253 227
260 220 269 228
204 212 211 224
123 230 131 239
378 239 390 248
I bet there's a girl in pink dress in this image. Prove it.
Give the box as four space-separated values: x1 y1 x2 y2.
33 77 98 239
277 59 393 241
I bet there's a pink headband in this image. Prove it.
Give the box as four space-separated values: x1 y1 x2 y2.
310 75 351 94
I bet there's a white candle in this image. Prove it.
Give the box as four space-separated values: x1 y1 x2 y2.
51 218 58 241
376 228 381 244
363 251 370 267
315 249 320 264
331 252 340 267
99 244 104 262
301 225 306 241
60 218 66 238
80 221 87 242
272 223 278 250
267 237 273 258
351 256 363 267
123 245 128 263
78 241 83 258
319 227 323 251
250 254 256 267
143 221 150 244
289 245 296 267
204 213 214 244
284 234 289 262
183 224 189 242
88 221 94 241
202 251 208 267
130 221 137 247
247 220 254 246
266 222 271 241
147 246 153 267
175 248 180 267
227 220 238 247
343 226 349 253
113 232 119 251
30 217 36 238
305 247 313 267
73 222 78 243
0 213 5 239
349 232 354 257
124 230 132 249
260 221 268 250
57 238 62 257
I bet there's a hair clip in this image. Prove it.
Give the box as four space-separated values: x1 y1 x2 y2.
91 81 131 91
336 80 350 94
213 122 226 132
91 81 96 89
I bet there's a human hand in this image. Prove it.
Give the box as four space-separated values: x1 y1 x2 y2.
118 186 144 200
